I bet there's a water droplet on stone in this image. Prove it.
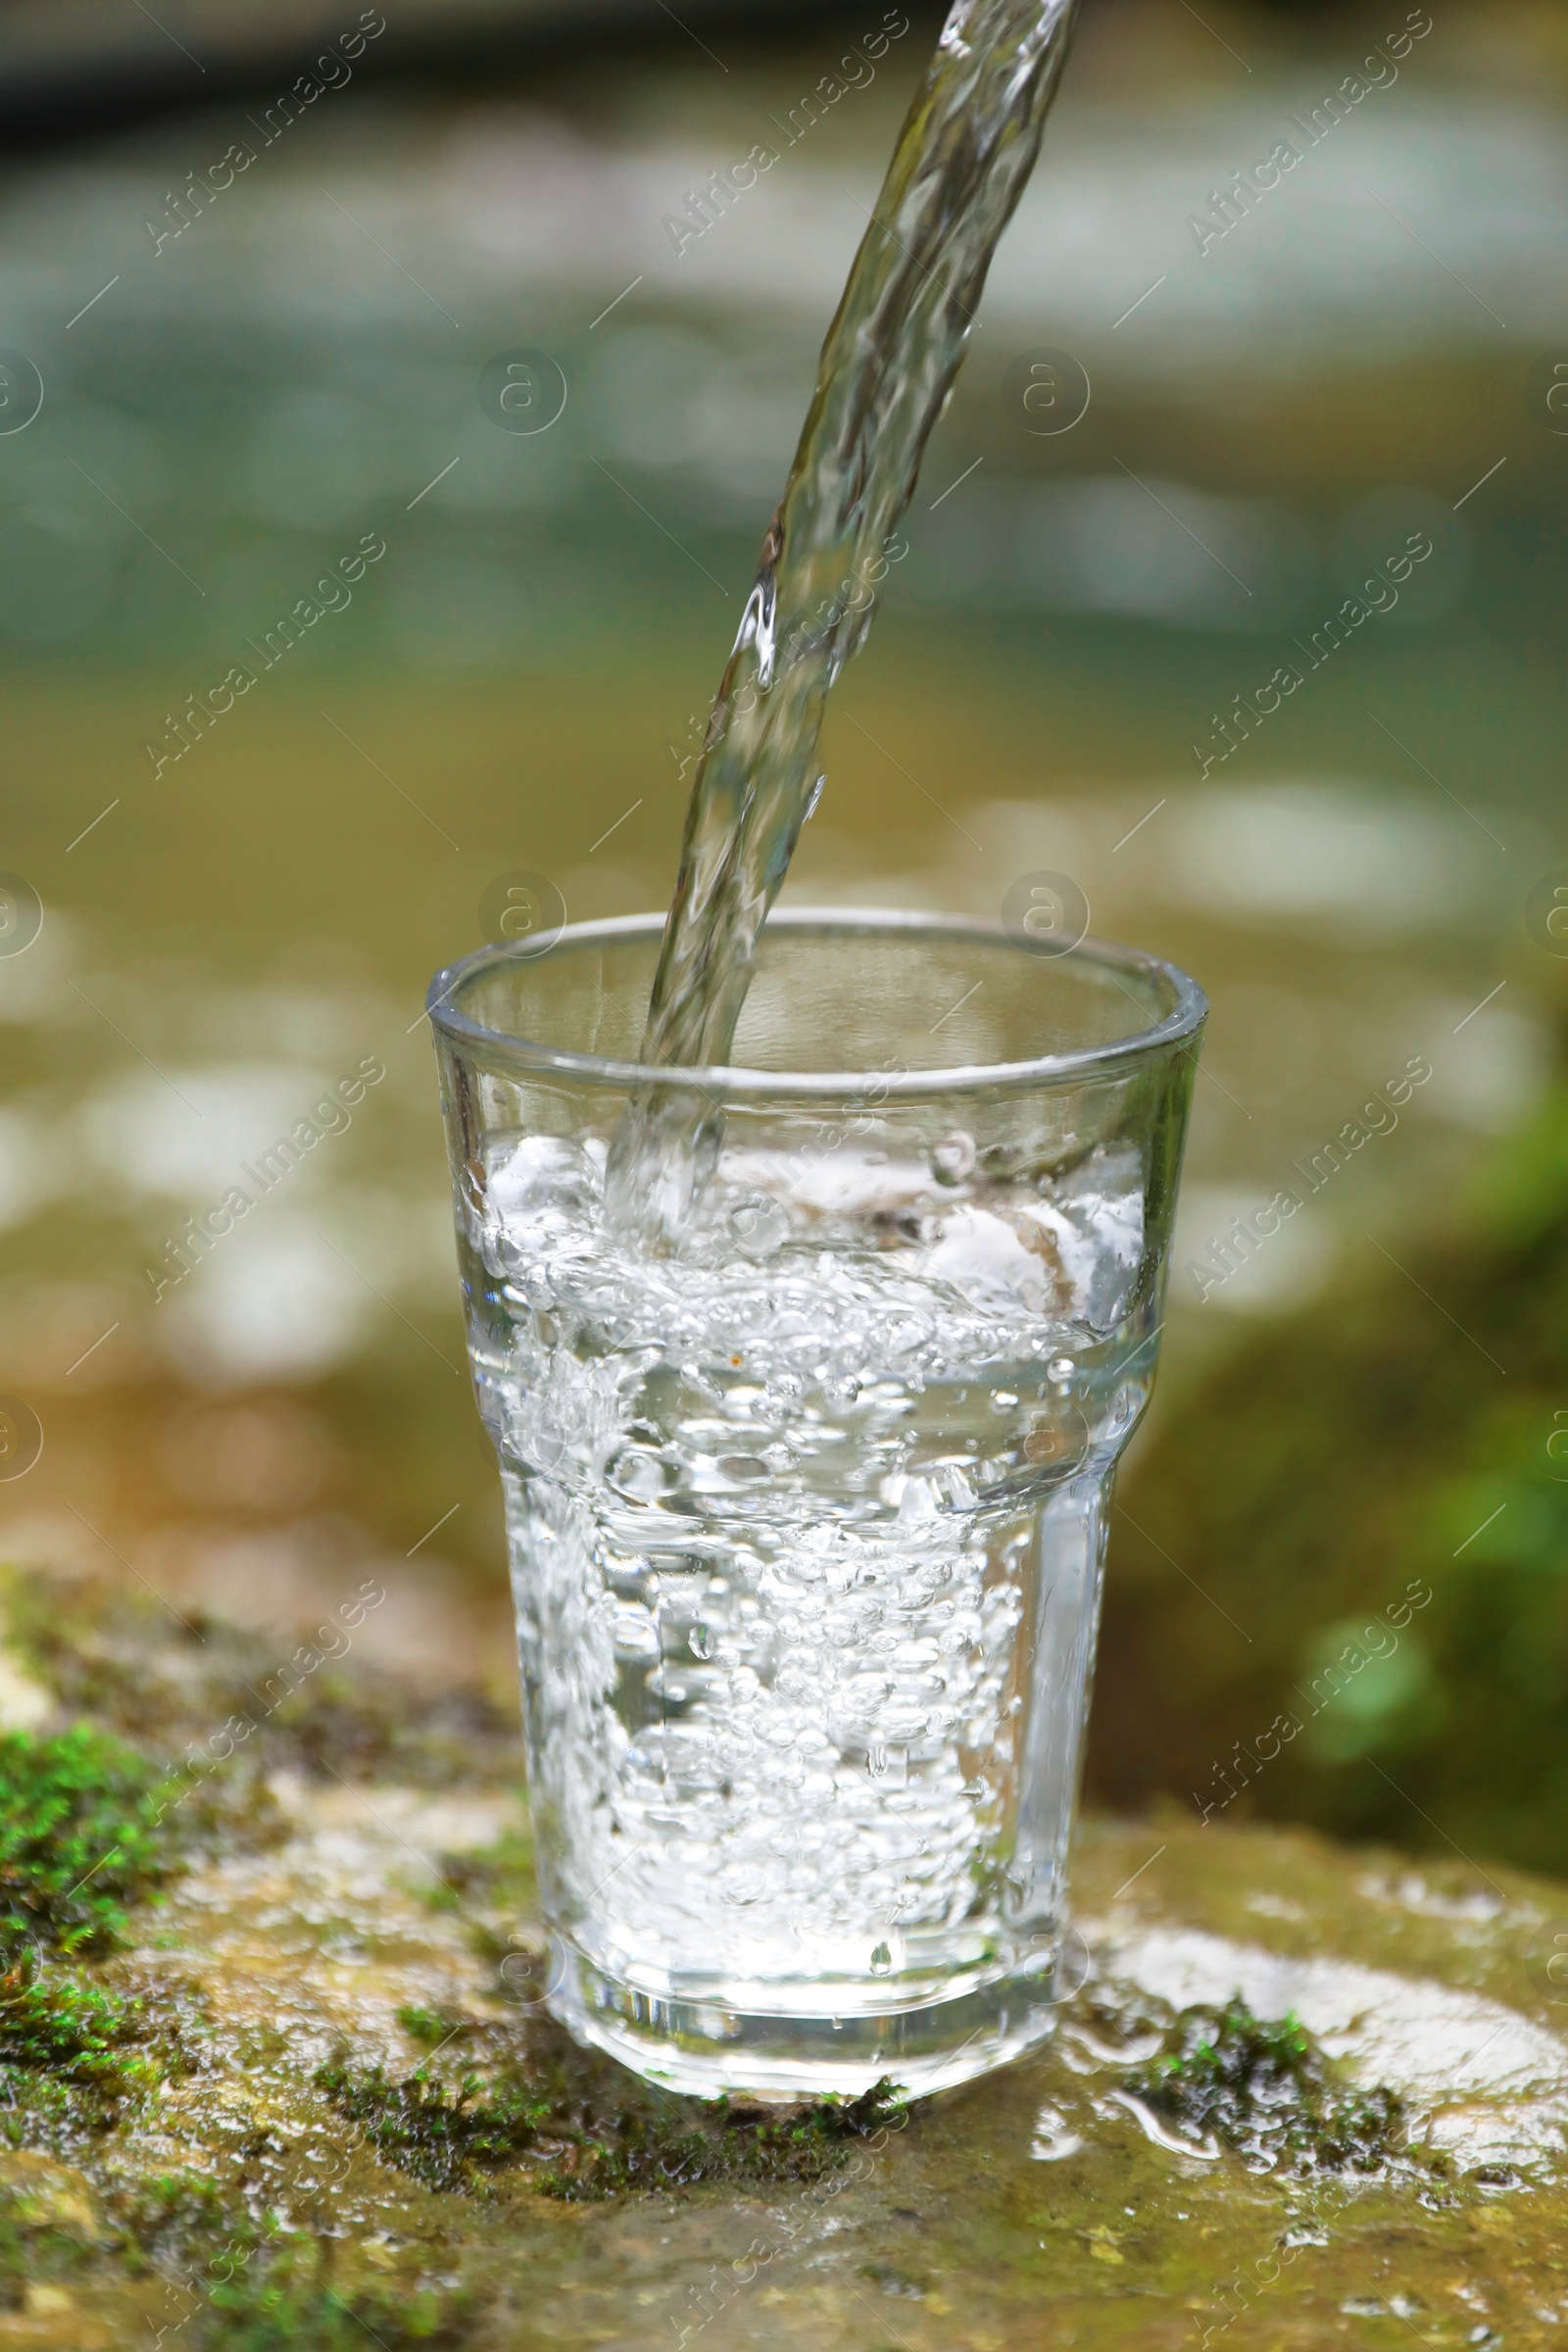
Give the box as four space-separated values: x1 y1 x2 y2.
870 1941 892 1975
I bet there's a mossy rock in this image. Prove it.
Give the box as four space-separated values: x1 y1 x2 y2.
0 1725 184 1958
0 1567 1565 2346
1097 1073 1568 1879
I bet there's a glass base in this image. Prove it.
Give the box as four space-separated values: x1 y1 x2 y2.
548 1940 1061 2100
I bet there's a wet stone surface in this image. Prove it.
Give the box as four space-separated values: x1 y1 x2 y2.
0 1566 1566 2347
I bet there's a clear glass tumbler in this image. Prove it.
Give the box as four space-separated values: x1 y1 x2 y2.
429 909 1204 2098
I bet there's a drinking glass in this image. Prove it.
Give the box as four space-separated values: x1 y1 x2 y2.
429 909 1205 2097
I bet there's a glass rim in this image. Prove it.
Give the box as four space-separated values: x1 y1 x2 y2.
426 907 1207 1102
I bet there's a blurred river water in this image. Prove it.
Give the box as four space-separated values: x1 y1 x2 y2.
0 0 1563 1761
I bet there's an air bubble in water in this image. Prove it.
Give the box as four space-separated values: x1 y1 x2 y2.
867 1740 888 1779
727 1197 789 1259
869 1941 892 1975
763 1369 807 1418
1047 1354 1074 1382
932 1130 977 1184
608 1446 666 1501
689 1623 713 1659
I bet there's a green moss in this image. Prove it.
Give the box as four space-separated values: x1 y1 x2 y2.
535 2078 905 2203
154 2230 472 2351
1125 1997 1409 2176
313 2059 547 2194
420 1822 535 1917
0 2173 467 2340
0 1948 198 2151
0 1956 146 2088
318 2007 905 2203
196 2279 469 2351
396 2003 471 2048
0 2167 468 2339
102 2167 234 2256
0 1728 180 1959
0 1726 209 2147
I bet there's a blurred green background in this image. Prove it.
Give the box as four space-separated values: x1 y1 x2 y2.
0 0 1565 1873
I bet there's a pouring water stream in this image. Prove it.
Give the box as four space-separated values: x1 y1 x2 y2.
606 0 1084 1241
